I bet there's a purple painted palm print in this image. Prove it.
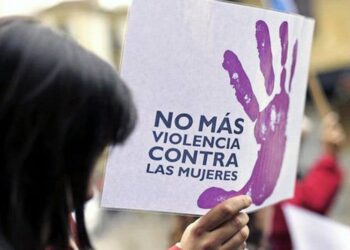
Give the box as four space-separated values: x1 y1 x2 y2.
197 20 298 208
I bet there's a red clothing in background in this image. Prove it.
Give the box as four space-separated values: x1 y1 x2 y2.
270 154 343 250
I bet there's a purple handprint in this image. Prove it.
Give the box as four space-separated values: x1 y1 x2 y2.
197 20 298 208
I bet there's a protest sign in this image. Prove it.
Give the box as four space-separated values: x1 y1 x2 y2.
284 205 350 250
102 0 315 215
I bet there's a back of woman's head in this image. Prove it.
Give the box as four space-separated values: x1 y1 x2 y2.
0 17 136 249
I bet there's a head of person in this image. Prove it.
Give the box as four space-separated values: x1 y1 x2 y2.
0 17 136 249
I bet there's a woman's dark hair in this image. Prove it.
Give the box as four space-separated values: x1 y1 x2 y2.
0 17 136 249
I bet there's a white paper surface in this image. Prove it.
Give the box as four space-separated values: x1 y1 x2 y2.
102 0 315 215
284 205 350 250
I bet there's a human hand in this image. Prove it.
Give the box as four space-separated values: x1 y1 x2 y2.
179 195 252 250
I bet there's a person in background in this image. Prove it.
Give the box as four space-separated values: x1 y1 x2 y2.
0 17 251 250
269 113 345 250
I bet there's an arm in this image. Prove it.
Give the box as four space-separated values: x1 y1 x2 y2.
289 154 342 214
288 112 344 213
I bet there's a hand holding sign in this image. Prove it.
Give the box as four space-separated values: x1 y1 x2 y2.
198 20 298 208
180 195 251 250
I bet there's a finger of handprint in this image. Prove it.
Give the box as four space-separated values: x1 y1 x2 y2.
280 68 286 92
279 21 289 66
222 50 260 121
279 21 288 92
256 20 275 96
288 40 298 92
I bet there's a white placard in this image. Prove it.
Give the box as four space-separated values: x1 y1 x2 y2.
102 0 315 215
284 205 350 250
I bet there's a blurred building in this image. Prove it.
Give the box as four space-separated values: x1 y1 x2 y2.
37 0 128 68
311 0 350 72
